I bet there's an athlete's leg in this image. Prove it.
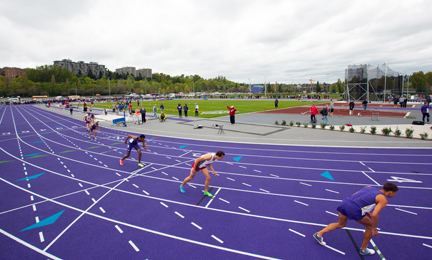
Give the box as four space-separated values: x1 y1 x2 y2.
121 152 131 161
137 148 142 163
317 212 348 237
356 216 374 251
181 168 197 187
201 168 212 193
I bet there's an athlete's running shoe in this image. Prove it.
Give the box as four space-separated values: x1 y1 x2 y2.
180 185 186 193
138 163 144 167
120 160 124 166
204 191 213 197
359 248 375 255
313 233 326 246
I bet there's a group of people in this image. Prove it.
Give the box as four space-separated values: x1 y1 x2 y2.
83 112 99 139
309 100 334 124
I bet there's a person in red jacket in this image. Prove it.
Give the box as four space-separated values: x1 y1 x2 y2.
227 105 237 124
310 104 318 123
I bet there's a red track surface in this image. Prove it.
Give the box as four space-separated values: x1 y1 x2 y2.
257 102 407 118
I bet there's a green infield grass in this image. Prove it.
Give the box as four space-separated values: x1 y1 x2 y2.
93 99 321 118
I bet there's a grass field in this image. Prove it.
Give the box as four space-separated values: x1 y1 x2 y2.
93 99 320 118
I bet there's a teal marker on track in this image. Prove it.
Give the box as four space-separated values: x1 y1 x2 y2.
20 210 65 232
179 145 189 149
232 156 242 162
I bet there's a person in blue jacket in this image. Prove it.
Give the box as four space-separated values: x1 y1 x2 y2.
184 104 189 117
177 103 182 118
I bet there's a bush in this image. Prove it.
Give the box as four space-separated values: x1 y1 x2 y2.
381 127 393 136
303 123 308 128
420 132 428 140
339 125 345 131
275 120 279 125
370 126 377 135
394 127 402 137
405 128 414 138
289 120 294 126
296 122 301 127
349 127 355 133
320 123 327 129
312 123 317 128
330 125 335 130
281 120 286 126
360 126 366 134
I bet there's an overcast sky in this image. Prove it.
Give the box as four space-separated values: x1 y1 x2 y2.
1 0 431 84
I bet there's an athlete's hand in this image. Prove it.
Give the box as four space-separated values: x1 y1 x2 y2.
213 171 218 176
144 146 149 149
365 212 372 219
124 141 127 144
372 229 379 237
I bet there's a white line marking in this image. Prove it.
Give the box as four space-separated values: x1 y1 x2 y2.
166 157 171 159
361 171 380 185
176 160 181 163
27 183 31 188
30 195 34 201
70 174 74 177
132 184 139 188
128 240 140 252
187 183 196 188
99 207 106 213
160 202 168 208
172 177 179 181
359 161 366 166
369 239 385 259
151 167 157 170
325 189 339 194
300 182 312 186
142 190 149 195
115 225 123 233
162 172 168 175
289 228 305 237
395 208 417 215
270 174 279 177
211 235 224 243
219 198 230 204
226 162 233 165
326 211 339 217
242 182 251 187
253 169 261 173
32 205 36 211
238 206 250 213
423 243 432 249
175 211 185 218
259 188 270 193
294 200 309 206
35 216 39 223
78 183 83 187
85 190 90 195
324 245 345 255
239 166 247 169
39 232 45 242
227 177 235 181
116 173 121 176
191 222 202 230
368 167 376 172
205 188 221 208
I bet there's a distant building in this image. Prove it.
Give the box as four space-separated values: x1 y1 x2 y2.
53 59 106 78
116 66 152 80
0 67 27 79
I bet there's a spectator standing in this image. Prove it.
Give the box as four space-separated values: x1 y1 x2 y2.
362 99 368 111
321 105 329 125
227 105 237 124
393 96 398 108
153 104 158 118
140 106 146 124
195 103 199 117
329 99 334 117
310 104 318 123
427 96 431 105
275 98 279 108
349 100 355 115
184 104 189 117
421 101 431 124
160 103 165 112
70 106 73 115
177 103 183 118
399 96 405 108
404 96 408 108
128 103 133 114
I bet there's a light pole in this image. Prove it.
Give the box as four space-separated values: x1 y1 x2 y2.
326 74 329 93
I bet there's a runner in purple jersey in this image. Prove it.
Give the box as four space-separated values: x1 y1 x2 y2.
120 134 148 167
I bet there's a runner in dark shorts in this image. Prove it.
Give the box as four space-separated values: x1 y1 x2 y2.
120 134 148 167
88 121 100 140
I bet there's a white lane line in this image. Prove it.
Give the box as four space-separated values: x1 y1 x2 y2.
294 200 309 206
187 183 196 188
289 228 305 237
270 174 279 177
238 206 250 213
362 171 380 186
91 198 97 203
142 190 149 195
423 243 432 249
84 190 90 195
205 188 222 208
115 225 123 233
27 183 31 188
78 183 83 188
166 157 171 159
162 172 168 175
227 177 235 181
368 167 376 172
219 198 230 204
259 188 270 193
132 184 139 188
30 195 34 201
359 161 366 166
151 167 157 170
99 207 106 213
326 211 339 217
35 216 39 223
172 177 179 181
128 240 140 252
325 189 339 194
175 160 181 163
324 245 345 255
242 182 251 187
253 169 261 173
226 162 233 165
239 166 247 169
191 222 202 230
32 205 37 211
300 182 312 186
70 174 74 177
39 232 45 242
160 202 169 208
175 211 185 218
116 173 121 176
211 235 224 244
395 208 417 215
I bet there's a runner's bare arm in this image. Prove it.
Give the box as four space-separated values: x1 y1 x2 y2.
124 135 134 144
370 195 388 235
208 164 217 176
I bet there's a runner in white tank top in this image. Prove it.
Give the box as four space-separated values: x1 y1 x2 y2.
180 151 225 197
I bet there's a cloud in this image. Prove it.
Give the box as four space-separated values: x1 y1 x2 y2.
1 0 431 84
